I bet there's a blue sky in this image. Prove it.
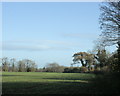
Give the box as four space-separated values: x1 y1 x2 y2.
1 2 117 68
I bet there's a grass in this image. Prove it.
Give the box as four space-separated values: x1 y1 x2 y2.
2 72 96 94
92 72 120 95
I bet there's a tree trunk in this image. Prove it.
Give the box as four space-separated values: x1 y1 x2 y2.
80 59 84 67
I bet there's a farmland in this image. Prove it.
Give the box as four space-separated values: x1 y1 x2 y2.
2 72 96 94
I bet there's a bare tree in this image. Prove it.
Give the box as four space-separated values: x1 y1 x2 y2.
0 58 2 71
45 63 64 72
100 2 120 45
19 59 37 72
10 58 16 72
2 57 9 71
18 60 26 72
99 1 120 71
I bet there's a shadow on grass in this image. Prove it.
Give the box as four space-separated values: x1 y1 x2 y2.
2 79 120 95
42 78 90 81
91 73 120 95
2 75 24 77
2 81 94 95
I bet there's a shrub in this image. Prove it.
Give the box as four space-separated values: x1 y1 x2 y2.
80 66 88 73
63 68 71 73
101 66 110 73
72 67 80 73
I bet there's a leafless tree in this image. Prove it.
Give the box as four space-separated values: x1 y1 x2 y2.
99 1 120 71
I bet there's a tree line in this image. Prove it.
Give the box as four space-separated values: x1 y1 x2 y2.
0 57 37 72
0 49 117 73
0 58 93 73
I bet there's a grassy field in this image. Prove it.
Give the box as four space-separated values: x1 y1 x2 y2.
2 72 96 94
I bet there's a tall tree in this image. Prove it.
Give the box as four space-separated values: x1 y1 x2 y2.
10 58 16 72
0 58 2 71
95 49 107 68
2 57 9 71
99 2 120 72
18 60 26 72
45 63 64 72
73 52 94 71
21 59 37 72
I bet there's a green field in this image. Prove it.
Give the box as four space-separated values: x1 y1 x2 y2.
2 72 96 94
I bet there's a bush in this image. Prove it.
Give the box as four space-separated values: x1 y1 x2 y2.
63 67 90 73
45 63 65 73
63 68 72 73
80 66 88 73
72 67 80 73
93 66 111 75
101 66 110 73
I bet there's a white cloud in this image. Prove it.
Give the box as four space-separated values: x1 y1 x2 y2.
1 40 72 51
3 44 50 51
63 33 99 39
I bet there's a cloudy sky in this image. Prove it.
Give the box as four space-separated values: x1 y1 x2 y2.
1 2 116 68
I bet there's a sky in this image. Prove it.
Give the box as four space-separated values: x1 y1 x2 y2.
1 2 117 68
